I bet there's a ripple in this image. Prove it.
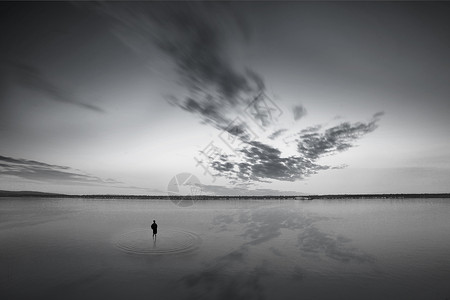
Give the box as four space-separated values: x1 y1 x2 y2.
113 228 201 255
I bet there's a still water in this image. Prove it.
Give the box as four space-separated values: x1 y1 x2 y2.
1 198 449 300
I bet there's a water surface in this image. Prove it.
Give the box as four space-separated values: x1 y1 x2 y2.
1 198 449 300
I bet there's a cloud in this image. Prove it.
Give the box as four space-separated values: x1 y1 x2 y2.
97 2 264 133
0 155 119 186
210 141 329 182
373 111 385 119
208 114 382 183
95 3 384 185
297 114 381 160
268 129 288 140
145 3 255 101
1 61 103 113
299 125 322 134
198 183 305 196
293 105 307 121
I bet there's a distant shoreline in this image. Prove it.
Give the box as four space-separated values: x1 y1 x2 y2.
1 190 449 200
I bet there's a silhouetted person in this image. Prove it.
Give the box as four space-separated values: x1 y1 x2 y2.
151 220 158 239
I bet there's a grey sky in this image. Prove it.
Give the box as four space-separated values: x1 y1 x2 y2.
1 2 449 195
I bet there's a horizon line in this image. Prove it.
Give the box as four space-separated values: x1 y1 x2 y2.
1 190 450 199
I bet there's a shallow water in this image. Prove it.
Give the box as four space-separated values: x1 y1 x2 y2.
1 198 449 300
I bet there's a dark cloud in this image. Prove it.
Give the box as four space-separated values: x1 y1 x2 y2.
297 115 381 160
245 68 266 92
299 125 322 134
97 2 265 136
293 105 307 121
268 129 287 140
181 96 229 127
209 114 382 183
1 61 103 113
244 92 283 129
144 3 254 101
210 141 329 182
0 155 119 186
373 111 385 119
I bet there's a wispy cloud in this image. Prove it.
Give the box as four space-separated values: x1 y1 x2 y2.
1 61 103 113
198 183 305 196
97 2 263 134
268 128 288 140
293 105 307 121
0 155 118 187
297 112 383 160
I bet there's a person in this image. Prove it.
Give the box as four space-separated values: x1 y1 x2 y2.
151 220 158 239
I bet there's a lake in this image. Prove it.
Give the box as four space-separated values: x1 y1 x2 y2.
1 198 449 300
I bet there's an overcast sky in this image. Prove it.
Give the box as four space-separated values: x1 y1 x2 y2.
1 1 449 195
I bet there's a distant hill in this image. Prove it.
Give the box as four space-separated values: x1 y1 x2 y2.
0 190 67 197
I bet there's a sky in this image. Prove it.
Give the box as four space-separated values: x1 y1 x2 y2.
1 1 449 195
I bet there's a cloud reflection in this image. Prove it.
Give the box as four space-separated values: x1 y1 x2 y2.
181 205 375 299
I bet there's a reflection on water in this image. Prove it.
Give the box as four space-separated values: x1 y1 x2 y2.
1 198 450 300
113 228 201 255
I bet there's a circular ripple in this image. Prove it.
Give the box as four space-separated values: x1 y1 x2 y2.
113 228 201 255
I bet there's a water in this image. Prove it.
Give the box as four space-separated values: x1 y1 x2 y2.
1 198 449 300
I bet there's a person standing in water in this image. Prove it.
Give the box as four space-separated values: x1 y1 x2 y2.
151 220 158 239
